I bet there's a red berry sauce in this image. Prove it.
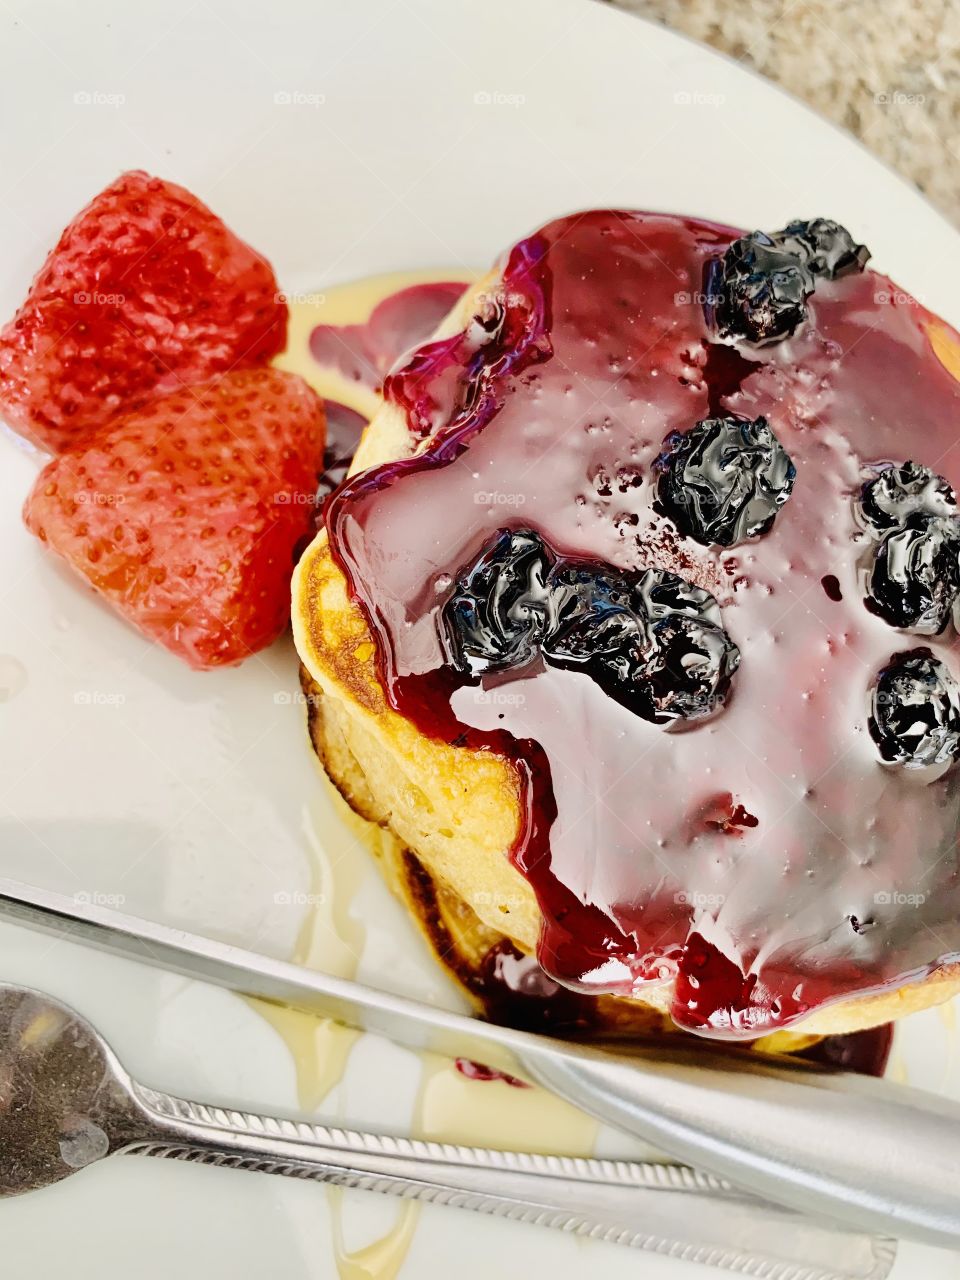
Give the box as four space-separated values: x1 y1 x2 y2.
326 210 960 1040
309 281 466 389
454 1057 530 1087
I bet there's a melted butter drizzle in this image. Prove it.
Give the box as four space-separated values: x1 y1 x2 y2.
249 787 415 1280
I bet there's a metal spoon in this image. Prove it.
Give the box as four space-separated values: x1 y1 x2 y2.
0 984 894 1279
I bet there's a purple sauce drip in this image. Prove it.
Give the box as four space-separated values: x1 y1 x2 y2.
310 281 470 518
454 1057 530 1087
309 281 466 389
316 400 368 513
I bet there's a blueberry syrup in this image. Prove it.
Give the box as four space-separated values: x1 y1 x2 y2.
797 1023 893 1077
309 281 466 389
310 282 469 518
468 938 893 1077
405 846 891 1074
316 400 368 511
454 1057 530 1087
326 210 960 1040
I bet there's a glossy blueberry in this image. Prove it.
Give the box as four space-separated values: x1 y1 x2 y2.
656 414 796 547
868 518 960 634
544 561 740 726
634 570 740 723
642 611 741 724
857 462 960 634
442 531 740 725
710 232 809 345
859 461 957 534
711 218 869 345
869 648 960 768
775 219 871 280
543 563 643 665
443 529 555 675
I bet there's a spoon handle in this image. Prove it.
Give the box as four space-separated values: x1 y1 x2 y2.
118 1082 893 1280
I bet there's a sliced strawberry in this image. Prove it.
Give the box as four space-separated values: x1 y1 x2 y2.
0 171 287 453
23 369 324 670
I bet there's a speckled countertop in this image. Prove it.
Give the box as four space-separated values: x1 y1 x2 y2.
608 0 959 225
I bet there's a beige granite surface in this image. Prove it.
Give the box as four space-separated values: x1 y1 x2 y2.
608 0 959 224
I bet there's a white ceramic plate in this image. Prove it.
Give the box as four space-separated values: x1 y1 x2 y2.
1 1 958 1276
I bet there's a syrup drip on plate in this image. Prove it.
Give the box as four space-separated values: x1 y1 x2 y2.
326 210 960 1040
317 400 368 508
309 281 466 390
263 277 475 1280
0 655 27 703
250 785 420 1280
797 1024 893 1076
268 278 602 1277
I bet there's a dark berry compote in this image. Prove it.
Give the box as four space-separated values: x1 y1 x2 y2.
326 210 960 1040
